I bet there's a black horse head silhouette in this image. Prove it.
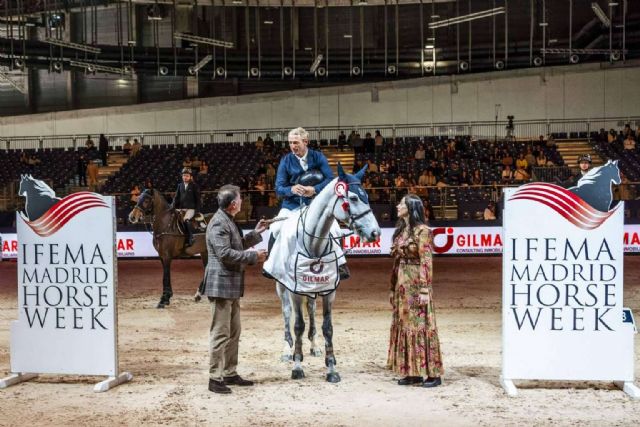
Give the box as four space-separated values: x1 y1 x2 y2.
568 160 621 212
18 175 61 221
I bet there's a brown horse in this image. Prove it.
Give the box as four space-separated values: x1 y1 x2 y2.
128 189 208 308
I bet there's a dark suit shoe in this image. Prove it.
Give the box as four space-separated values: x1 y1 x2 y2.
397 376 423 386
223 375 254 386
208 379 232 394
423 377 442 388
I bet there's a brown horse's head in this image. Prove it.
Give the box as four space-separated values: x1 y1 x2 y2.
128 189 154 224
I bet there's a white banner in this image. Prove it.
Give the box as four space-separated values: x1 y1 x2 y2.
3 225 640 258
502 185 634 382
10 193 118 376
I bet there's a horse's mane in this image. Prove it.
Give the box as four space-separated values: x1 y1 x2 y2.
24 176 58 199
575 162 619 188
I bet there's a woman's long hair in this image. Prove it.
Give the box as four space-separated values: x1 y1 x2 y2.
393 194 427 240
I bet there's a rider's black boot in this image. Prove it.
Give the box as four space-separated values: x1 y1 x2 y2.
184 221 195 247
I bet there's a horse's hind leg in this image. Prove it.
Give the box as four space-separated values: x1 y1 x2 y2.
158 257 173 309
276 282 293 361
306 296 322 357
322 292 340 383
291 293 306 380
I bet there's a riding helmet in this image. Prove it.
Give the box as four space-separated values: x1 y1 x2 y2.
578 154 592 164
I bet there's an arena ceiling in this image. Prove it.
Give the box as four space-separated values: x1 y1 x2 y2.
0 1 638 116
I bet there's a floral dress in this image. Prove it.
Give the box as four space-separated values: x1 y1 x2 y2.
387 224 444 378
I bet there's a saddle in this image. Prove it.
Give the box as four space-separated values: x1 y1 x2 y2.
176 210 211 232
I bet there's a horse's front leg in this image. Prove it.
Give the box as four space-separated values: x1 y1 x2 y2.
323 292 340 383
194 252 207 303
291 294 306 380
158 257 172 309
306 296 322 357
276 282 293 361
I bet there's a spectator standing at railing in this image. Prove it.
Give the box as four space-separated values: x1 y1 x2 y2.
256 136 264 151
98 134 109 167
131 138 142 156
122 139 132 155
364 132 375 154
85 135 94 150
338 131 347 152
77 153 88 187
352 132 363 154
414 144 426 161
375 130 384 155
264 133 274 151
536 152 547 167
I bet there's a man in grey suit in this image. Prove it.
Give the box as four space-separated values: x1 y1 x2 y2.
204 184 268 394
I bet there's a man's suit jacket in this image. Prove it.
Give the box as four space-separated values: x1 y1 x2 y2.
275 149 333 210
174 182 201 211
203 209 263 299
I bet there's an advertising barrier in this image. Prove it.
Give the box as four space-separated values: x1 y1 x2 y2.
2 225 640 259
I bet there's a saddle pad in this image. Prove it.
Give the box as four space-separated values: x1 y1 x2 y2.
292 251 340 297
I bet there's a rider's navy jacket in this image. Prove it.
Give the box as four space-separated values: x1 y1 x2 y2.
275 149 333 210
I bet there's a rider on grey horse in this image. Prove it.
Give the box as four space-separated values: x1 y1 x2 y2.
269 127 349 278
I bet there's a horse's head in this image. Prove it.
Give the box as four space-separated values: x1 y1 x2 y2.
18 174 36 198
333 164 381 243
579 159 622 187
128 189 154 224
602 159 621 185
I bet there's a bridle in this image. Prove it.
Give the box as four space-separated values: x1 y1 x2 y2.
298 179 373 258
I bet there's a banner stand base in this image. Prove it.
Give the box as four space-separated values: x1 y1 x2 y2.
0 372 38 389
500 376 518 397
94 371 133 393
614 381 640 399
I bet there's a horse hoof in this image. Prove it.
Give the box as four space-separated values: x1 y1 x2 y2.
156 302 166 309
326 372 341 383
291 369 305 380
310 349 323 357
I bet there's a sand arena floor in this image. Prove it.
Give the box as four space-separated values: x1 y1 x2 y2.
1 256 640 426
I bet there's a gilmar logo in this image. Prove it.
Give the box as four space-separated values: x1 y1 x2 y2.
18 175 108 237
309 260 324 274
341 235 381 249
432 227 454 254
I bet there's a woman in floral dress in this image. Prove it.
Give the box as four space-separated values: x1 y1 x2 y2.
388 194 443 387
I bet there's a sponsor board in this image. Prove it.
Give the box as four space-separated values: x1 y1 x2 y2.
502 180 635 389
2 224 640 258
10 187 119 376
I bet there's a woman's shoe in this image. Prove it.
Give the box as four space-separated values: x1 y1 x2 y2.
397 376 423 386
422 377 442 388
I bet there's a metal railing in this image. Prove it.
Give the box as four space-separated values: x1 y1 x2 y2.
2 116 638 151
109 182 640 224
